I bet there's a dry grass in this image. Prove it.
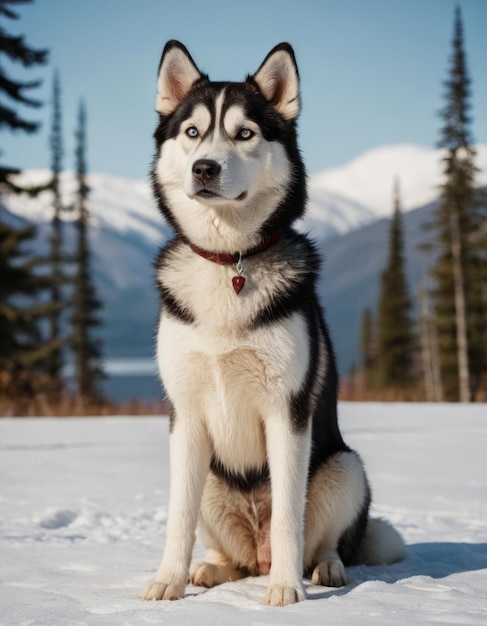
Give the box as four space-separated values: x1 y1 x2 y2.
2 370 485 417
340 371 487 402
0 395 170 417
0 369 171 417
339 384 427 402
0 374 170 417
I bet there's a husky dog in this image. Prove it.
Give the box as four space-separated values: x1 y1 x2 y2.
141 41 405 607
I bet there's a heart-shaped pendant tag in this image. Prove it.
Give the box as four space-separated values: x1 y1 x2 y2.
232 275 245 295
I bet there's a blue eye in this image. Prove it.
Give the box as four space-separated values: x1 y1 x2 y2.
238 128 254 140
186 126 199 138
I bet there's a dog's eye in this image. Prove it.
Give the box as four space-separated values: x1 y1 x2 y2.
237 128 254 141
186 126 199 138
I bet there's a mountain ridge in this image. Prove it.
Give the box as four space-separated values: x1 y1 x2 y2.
2 143 485 398
309 142 487 217
7 142 487 237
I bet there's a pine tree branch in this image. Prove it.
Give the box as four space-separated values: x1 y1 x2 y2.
0 73 43 107
0 0 32 21
0 103 39 132
0 27 48 67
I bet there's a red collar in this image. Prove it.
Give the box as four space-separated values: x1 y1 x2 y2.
187 230 281 265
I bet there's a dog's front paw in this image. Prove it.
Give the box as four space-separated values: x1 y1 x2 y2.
140 580 186 601
311 557 348 588
265 584 305 607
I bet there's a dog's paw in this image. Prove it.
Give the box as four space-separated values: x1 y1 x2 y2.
311 557 348 588
265 584 305 607
140 580 185 601
190 560 244 587
190 562 220 588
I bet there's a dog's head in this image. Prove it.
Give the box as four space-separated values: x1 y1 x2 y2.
152 41 306 252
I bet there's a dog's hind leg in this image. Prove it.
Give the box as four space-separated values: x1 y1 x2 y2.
190 550 246 587
304 451 370 588
309 546 348 587
194 475 267 585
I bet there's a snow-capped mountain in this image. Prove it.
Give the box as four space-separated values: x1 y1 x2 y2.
6 142 487 247
2 143 486 397
5 170 165 246
1 170 169 375
310 143 487 218
304 187 375 240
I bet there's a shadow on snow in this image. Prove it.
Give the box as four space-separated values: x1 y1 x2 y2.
308 542 487 600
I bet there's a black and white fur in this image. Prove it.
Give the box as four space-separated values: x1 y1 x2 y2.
141 41 405 607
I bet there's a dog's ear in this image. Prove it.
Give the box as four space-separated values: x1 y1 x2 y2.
251 43 300 121
156 41 202 115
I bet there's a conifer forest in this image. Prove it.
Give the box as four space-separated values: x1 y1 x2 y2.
352 8 487 402
1 1 486 414
0 0 105 413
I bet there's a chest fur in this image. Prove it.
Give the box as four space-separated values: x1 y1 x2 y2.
155 237 315 472
157 309 310 473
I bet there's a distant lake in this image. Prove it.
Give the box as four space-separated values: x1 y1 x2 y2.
65 358 163 403
104 373 163 404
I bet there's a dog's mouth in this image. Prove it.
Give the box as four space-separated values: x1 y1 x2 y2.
195 189 247 202
196 189 218 199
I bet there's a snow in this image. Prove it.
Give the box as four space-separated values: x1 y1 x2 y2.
4 143 487 248
310 143 487 217
1 403 487 625
5 169 163 244
304 187 375 240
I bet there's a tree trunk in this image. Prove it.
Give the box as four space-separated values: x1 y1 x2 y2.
420 284 444 402
449 206 471 402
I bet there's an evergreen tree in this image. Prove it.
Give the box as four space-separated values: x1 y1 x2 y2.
71 101 104 400
375 179 415 388
429 6 487 401
0 0 48 187
1 220 40 369
0 217 64 395
46 70 65 381
0 0 61 396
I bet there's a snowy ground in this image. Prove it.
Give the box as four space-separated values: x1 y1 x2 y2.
1 403 486 625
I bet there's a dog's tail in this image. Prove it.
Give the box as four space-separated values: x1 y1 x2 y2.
355 518 407 566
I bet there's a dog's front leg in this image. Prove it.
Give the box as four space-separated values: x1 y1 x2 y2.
264 413 311 607
141 415 211 601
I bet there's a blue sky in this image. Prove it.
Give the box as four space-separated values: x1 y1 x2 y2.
2 0 487 179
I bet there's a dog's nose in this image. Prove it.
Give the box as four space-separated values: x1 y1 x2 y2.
192 159 221 184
